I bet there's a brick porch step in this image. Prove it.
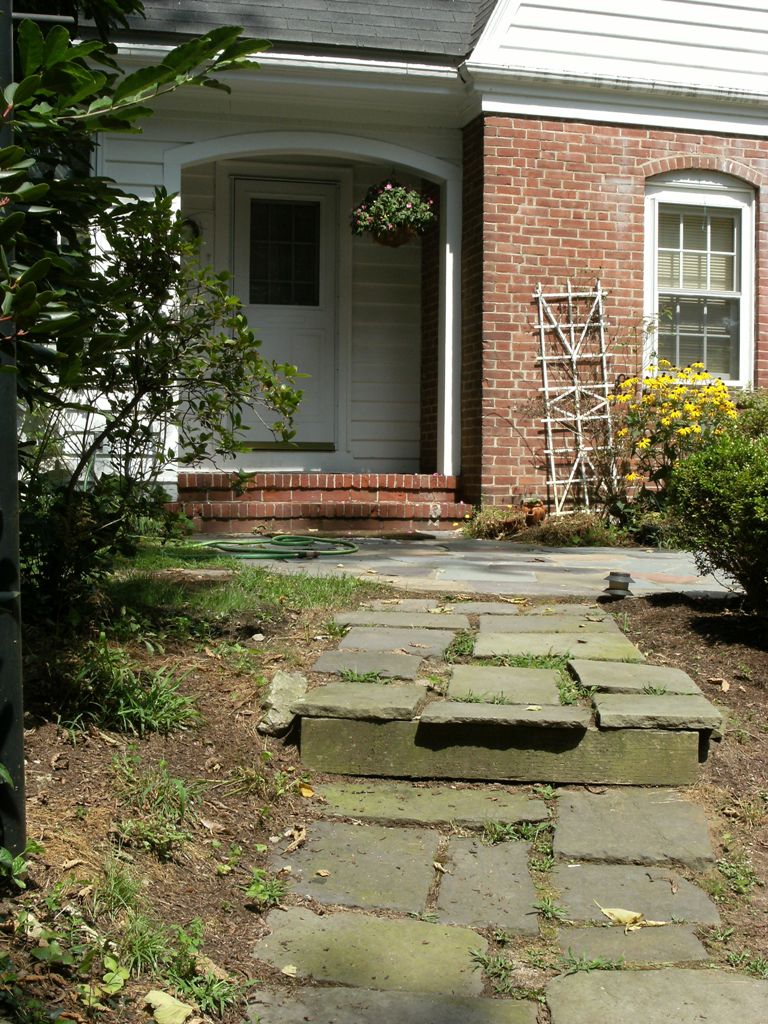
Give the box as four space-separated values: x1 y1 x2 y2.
173 472 471 533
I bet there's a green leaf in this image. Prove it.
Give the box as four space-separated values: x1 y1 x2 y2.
11 75 43 106
113 65 173 104
17 20 45 75
12 182 49 203
18 259 51 287
0 146 26 167
42 25 71 69
0 763 13 787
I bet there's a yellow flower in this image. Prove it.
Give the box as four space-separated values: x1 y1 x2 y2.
616 427 629 437
625 472 640 482
637 437 651 450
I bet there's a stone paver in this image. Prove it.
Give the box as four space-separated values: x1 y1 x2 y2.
552 864 720 924
335 610 471 630
547 969 768 1024
256 907 487 995
448 664 561 705
371 599 438 611
293 682 426 720
421 702 591 729
553 789 714 870
475 632 645 662
593 693 723 731
311 650 422 680
568 659 702 695
524 604 605 616
317 781 549 827
257 671 308 736
448 602 520 614
248 987 537 1024
270 821 437 913
478 616 619 634
340 626 456 658
436 838 539 934
556 925 708 964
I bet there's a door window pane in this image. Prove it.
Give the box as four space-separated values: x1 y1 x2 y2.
249 199 320 306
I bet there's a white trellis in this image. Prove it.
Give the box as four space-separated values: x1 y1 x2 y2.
534 280 616 514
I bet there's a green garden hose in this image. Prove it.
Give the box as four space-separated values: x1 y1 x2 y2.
196 535 360 560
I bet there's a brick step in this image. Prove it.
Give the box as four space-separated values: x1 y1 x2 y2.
171 499 472 534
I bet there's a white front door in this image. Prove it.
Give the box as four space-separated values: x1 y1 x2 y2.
233 177 339 452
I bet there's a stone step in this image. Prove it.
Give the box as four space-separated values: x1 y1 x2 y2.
420 701 591 730
300 718 700 785
593 692 723 733
293 681 427 721
478 615 620 634
310 650 422 679
248 987 537 1024
568 659 702 695
339 626 457 658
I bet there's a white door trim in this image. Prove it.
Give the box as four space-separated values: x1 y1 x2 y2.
215 161 354 465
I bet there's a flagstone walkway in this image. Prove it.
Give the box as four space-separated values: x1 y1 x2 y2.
248 598 767 1023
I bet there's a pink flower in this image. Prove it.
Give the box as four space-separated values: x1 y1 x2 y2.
385 183 393 190
406 202 412 209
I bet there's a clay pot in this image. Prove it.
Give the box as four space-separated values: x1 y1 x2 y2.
373 225 417 247
525 502 547 527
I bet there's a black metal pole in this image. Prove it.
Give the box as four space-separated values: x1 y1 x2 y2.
0 0 26 856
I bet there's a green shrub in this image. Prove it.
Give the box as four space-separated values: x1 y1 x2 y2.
668 432 768 610
520 509 628 548
734 388 768 439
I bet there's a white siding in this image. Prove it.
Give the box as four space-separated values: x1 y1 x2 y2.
472 0 768 96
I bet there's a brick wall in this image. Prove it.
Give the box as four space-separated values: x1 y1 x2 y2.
462 114 768 505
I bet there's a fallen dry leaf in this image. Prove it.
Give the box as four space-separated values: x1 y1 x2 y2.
61 859 84 871
299 784 315 798
283 826 307 854
594 902 644 932
526 705 543 712
143 990 194 1024
280 965 298 977
433 861 447 874
315 869 331 877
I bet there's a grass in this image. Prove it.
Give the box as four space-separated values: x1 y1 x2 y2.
61 635 200 736
118 913 169 976
478 653 570 672
113 754 203 859
715 850 760 898
725 949 768 979
106 563 382 631
90 858 142 920
642 684 668 695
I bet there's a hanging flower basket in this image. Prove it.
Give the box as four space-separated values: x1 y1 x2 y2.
351 179 436 247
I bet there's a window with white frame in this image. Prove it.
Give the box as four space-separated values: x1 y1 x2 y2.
645 172 754 385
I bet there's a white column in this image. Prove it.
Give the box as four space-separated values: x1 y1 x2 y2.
437 170 462 477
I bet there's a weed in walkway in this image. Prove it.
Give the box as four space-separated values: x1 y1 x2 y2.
480 654 570 672
113 754 203 859
470 950 545 1001
530 853 555 873
244 869 289 909
482 820 552 846
533 896 569 922
557 674 596 706
451 691 513 705
339 669 383 683
532 784 557 800
445 630 475 663
642 684 668 695
559 950 624 975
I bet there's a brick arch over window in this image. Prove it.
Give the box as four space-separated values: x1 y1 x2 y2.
640 155 765 188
